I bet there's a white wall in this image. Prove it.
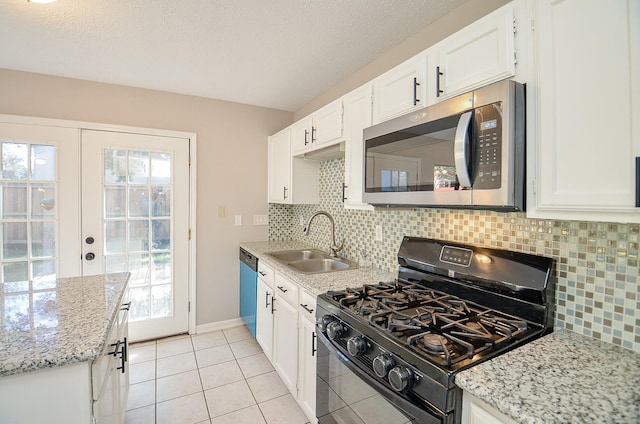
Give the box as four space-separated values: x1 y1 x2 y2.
0 68 293 326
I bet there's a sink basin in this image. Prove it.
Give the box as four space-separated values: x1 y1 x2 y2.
266 249 356 274
267 249 327 262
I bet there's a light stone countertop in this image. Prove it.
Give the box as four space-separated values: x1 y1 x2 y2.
239 240 395 296
455 329 640 423
0 272 130 377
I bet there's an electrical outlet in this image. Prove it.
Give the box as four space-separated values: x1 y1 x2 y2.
375 225 383 241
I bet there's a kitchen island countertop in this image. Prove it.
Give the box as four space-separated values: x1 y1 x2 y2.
0 272 130 377
455 328 640 423
240 240 395 296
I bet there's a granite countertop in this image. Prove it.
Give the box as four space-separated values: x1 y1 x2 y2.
239 240 395 295
0 272 130 377
455 329 640 423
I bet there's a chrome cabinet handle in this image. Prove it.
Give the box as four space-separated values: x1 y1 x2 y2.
304 129 309 146
283 186 288 200
265 291 271 308
311 126 317 143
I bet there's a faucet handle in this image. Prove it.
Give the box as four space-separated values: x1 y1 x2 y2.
330 239 345 257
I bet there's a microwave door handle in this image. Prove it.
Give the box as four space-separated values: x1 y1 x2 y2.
454 111 473 188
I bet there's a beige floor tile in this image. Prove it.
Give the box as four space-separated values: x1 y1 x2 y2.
195 344 235 368
129 342 156 364
259 394 309 424
130 360 156 384
229 338 262 359
192 331 228 351
156 392 210 424
246 371 289 403
127 380 156 410
199 360 244 390
237 353 274 378
223 325 253 343
157 369 203 402
157 336 194 358
125 404 155 424
157 351 197 378
204 380 257 418
210 405 266 424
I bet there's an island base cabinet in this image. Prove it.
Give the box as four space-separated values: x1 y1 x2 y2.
0 362 92 424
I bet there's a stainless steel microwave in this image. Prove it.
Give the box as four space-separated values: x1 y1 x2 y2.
363 79 525 211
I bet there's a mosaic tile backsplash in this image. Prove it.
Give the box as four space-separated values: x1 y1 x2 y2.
269 158 640 353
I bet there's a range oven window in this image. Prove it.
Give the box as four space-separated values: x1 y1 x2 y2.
365 114 464 193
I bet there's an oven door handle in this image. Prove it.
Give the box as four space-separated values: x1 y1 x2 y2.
454 111 473 189
315 329 446 424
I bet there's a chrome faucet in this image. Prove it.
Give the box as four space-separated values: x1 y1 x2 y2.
303 211 344 257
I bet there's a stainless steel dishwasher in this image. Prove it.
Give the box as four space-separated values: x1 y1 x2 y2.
239 247 258 337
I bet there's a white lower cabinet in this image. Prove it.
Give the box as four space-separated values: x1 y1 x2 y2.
462 392 517 424
256 263 275 361
255 265 319 423
297 291 318 423
272 274 300 395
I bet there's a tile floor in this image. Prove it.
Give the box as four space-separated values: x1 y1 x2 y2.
125 325 311 424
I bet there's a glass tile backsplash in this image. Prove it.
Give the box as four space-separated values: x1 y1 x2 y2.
269 158 639 353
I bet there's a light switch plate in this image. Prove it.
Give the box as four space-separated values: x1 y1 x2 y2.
253 214 268 226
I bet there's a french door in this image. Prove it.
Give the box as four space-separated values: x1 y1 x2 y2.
0 122 191 342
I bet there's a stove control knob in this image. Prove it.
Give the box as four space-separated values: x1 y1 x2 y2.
346 336 368 356
326 321 345 340
320 315 335 332
373 354 395 378
388 366 413 392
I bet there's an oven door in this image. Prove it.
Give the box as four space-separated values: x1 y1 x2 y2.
316 330 448 424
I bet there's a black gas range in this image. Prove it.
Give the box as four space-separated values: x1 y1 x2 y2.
315 237 554 424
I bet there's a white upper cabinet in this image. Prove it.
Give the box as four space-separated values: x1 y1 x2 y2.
373 54 428 123
291 99 344 155
527 0 640 222
268 127 320 204
268 128 292 203
430 1 517 102
343 84 374 210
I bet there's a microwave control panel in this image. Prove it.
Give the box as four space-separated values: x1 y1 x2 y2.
473 102 502 189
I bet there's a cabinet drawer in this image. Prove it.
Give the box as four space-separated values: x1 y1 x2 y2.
298 290 316 323
273 274 298 306
258 262 275 287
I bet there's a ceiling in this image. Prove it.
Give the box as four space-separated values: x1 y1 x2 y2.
0 0 468 112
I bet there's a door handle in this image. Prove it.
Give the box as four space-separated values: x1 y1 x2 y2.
454 111 473 188
85 252 95 261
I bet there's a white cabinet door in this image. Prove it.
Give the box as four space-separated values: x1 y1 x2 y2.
528 0 640 222
343 84 374 210
291 101 344 156
272 277 299 395
298 316 317 423
297 290 317 423
462 392 517 424
290 117 313 155
256 276 274 361
432 3 516 101
311 100 343 148
268 128 291 203
373 54 427 123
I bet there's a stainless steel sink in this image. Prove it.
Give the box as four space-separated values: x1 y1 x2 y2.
266 249 356 274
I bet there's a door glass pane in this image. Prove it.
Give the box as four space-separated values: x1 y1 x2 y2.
2 183 27 219
1 139 59 331
103 149 174 323
2 143 28 180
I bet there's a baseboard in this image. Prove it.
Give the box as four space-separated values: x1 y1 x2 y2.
195 318 245 334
